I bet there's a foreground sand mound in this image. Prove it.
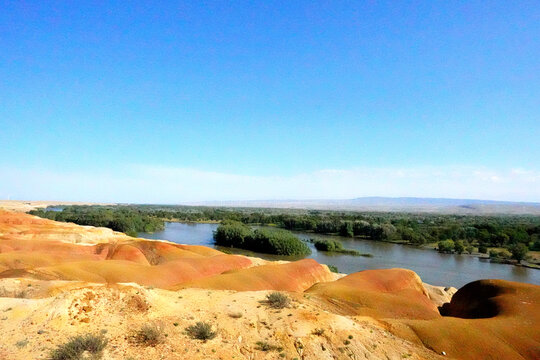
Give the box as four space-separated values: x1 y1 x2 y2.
306 268 440 320
387 279 540 360
28 255 251 287
177 258 335 292
305 269 540 359
0 281 446 360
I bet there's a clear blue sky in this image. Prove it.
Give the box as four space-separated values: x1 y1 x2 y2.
1 1 539 202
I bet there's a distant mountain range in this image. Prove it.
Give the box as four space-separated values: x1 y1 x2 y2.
185 197 540 215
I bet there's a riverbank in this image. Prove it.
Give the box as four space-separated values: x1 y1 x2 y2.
223 220 540 270
32 205 540 273
139 222 540 287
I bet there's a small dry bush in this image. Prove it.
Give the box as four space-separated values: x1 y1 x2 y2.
266 292 290 309
185 322 216 341
133 324 163 346
255 341 276 351
255 341 283 352
48 333 107 360
15 339 29 348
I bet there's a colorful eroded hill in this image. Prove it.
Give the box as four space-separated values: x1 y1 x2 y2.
0 209 538 359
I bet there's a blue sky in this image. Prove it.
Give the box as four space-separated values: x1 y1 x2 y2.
1 1 539 202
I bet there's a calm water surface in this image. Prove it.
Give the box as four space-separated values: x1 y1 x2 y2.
139 222 540 288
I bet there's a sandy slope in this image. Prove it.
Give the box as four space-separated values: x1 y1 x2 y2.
0 200 113 213
0 209 538 360
0 279 445 360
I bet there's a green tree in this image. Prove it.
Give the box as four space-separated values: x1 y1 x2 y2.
437 239 455 253
339 222 354 237
381 223 397 240
454 240 465 254
213 221 251 247
509 243 528 261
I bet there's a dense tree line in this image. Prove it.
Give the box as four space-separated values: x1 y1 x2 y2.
29 206 164 237
214 220 311 256
30 205 540 257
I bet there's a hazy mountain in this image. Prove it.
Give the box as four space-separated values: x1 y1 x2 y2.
186 197 540 215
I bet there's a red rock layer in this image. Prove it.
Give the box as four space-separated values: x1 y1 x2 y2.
176 258 335 292
0 210 252 287
395 279 540 359
306 268 540 359
306 268 440 320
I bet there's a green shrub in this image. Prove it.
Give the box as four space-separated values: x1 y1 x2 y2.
454 240 465 254
314 239 344 252
49 334 107 360
266 292 290 309
250 228 311 256
213 221 252 247
185 322 217 341
509 243 529 261
489 249 511 260
314 239 368 256
437 239 455 253
133 324 163 346
255 341 280 351
214 223 310 256
15 339 29 348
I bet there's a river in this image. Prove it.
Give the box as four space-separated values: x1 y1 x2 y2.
138 222 540 288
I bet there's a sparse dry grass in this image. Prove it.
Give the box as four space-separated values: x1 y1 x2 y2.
185 322 217 341
266 292 290 309
132 324 163 346
255 341 284 352
48 333 107 360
